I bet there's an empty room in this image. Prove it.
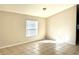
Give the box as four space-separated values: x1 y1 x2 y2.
0 4 78 55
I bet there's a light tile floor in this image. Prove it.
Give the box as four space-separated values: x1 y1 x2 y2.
0 40 79 55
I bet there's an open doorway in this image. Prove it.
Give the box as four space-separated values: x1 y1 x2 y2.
76 5 79 45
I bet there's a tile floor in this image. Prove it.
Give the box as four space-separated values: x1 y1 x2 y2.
0 40 79 55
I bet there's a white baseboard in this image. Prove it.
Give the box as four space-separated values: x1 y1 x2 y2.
0 41 27 49
0 39 43 49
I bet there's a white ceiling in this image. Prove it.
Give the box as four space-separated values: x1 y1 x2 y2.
0 4 75 18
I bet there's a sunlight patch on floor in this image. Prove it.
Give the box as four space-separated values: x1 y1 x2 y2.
39 40 56 43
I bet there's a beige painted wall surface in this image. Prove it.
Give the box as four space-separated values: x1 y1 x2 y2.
0 6 76 48
47 6 76 45
0 11 46 48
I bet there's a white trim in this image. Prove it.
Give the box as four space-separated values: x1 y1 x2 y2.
0 41 27 49
0 39 43 49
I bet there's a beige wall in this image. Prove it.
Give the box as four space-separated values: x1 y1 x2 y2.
0 11 46 48
0 6 76 49
47 6 76 45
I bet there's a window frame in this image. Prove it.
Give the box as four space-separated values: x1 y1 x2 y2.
26 20 38 37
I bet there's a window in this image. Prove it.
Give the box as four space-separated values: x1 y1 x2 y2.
26 20 38 37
